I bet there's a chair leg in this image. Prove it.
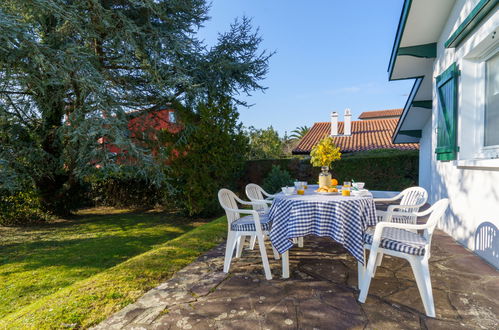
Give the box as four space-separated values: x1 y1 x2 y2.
358 248 379 303
249 235 257 250
236 235 245 258
410 257 436 317
282 250 290 279
223 231 238 273
357 248 366 289
256 234 272 280
373 252 384 276
298 236 304 248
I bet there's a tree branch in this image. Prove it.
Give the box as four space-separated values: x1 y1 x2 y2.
0 90 32 95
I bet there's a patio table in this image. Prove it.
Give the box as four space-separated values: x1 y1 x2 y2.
268 187 377 278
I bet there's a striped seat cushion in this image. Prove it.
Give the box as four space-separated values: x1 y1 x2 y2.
230 214 272 232
363 227 427 256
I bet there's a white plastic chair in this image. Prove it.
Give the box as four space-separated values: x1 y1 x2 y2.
374 187 428 224
358 198 449 317
245 183 304 248
218 188 279 280
245 183 275 212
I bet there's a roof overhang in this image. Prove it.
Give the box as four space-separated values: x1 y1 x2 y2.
388 0 455 81
389 0 456 143
392 77 433 143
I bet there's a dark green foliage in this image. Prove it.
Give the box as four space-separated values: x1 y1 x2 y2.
163 99 249 216
88 177 165 208
243 150 419 192
0 1 271 216
262 165 294 194
0 190 51 226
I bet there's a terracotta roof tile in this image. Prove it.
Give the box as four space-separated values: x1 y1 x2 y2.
358 108 403 120
292 118 418 154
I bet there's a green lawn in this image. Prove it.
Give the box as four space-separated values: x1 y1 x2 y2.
0 207 227 329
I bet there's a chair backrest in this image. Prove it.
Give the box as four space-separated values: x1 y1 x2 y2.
388 187 428 224
399 187 428 212
421 198 449 256
424 198 449 234
218 188 241 225
245 183 269 213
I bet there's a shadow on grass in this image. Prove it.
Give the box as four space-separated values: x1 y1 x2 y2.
0 227 195 272
0 208 211 318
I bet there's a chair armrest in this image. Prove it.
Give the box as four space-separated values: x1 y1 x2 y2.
373 194 402 203
262 191 276 199
234 195 269 207
252 199 273 205
223 207 259 217
374 220 430 232
387 204 419 212
373 192 402 203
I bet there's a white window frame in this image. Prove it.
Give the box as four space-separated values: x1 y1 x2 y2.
483 51 499 150
475 49 499 159
456 29 499 169
461 38 499 161
168 111 176 123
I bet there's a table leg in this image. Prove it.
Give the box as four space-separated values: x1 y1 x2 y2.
298 236 304 248
282 250 290 279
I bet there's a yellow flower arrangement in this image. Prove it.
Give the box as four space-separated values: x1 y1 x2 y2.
310 136 341 167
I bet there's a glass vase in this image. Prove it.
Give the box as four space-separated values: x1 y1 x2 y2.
318 166 332 188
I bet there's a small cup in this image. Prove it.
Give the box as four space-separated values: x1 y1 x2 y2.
353 182 365 190
282 187 295 195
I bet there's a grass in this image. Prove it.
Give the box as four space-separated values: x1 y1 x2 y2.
0 207 227 329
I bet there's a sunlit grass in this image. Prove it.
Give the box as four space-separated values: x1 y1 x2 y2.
0 208 227 328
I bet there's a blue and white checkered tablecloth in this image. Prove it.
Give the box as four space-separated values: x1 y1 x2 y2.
268 192 378 264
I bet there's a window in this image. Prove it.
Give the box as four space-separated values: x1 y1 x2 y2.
169 111 176 123
435 63 460 161
484 52 499 147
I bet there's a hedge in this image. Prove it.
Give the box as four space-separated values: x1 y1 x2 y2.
240 150 419 192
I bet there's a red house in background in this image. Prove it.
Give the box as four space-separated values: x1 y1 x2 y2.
102 107 182 159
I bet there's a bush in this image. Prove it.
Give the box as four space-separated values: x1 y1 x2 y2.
88 177 165 208
262 165 294 194
163 99 249 216
243 150 419 192
0 191 51 226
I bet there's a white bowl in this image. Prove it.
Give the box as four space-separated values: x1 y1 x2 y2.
281 187 295 195
353 182 365 190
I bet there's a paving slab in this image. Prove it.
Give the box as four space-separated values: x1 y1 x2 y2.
94 230 498 330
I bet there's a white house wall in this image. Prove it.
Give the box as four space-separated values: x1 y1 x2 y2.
419 119 432 197
429 0 499 268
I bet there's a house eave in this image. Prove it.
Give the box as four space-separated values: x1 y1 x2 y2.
388 0 455 81
392 78 432 144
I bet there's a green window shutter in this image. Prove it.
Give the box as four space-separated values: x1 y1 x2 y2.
435 63 460 161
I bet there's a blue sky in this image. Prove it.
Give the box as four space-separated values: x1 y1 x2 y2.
199 0 413 135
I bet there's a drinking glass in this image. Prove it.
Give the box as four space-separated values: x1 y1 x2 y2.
342 181 351 196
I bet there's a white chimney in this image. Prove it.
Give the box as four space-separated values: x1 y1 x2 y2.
330 112 339 136
344 108 352 136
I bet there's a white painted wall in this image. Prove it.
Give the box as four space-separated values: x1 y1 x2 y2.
427 0 499 268
418 119 432 196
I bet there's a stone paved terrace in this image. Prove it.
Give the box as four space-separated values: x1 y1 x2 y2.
94 230 498 330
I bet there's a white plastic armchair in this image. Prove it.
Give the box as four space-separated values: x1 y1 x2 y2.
374 187 428 224
245 183 275 213
358 198 449 317
245 183 304 249
218 188 279 280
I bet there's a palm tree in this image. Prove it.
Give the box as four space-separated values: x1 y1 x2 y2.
289 126 310 140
